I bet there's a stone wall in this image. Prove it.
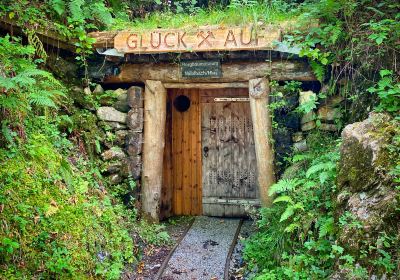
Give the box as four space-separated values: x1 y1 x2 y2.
94 86 144 186
271 88 343 175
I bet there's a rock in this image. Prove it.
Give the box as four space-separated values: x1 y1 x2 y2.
292 132 303 143
317 106 342 121
325 95 344 107
336 113 399 254
105 161 122 174
114 88 127 98
117 93 127 102
127 86 144 108
119 158 131 178
97 107 127 123
301 121 316 131
101 147 126 161
276 111 300 130
293 139 307 152
127 108 144 131
109 174 122 185
113 99 130 113
115 130 129 146
46 53 78 81
103 130 128 148
338 113 393 193
273 127 292 175
83 87 92 95
69 87 96 111
128 155 142 179
299 90 317 105
318 123 339 131
101 121 127 131
301 111 316 124
93 84 104 94
126 132 143 156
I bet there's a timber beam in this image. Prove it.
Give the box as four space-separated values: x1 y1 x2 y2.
103 61 316 84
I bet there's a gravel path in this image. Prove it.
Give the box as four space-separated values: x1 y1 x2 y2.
160 216 241 280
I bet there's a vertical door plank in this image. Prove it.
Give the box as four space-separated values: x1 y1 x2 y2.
161 93 173 219
173 90 183 215
190 89 199 214
181 89 190 214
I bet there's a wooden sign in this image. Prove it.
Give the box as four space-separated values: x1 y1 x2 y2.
114 25 281 54
181 60 222 78
214 97 249 102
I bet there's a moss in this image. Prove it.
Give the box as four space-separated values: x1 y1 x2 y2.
0 134 135 279
70 110 105 157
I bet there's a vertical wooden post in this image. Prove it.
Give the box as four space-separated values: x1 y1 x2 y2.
142 80 167 221
249 77 275 206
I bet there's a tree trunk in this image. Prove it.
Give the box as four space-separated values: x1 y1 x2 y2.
141 80 167 221
249 77 275 206
103 61 316 84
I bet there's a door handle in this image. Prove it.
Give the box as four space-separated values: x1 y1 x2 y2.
203 146 209 158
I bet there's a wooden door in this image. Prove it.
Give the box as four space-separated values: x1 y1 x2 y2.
201 89 259 216
161 89 202 217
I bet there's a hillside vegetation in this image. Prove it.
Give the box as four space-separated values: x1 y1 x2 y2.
0 0 399 279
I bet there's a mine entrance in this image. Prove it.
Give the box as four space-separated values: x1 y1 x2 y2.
162 87 259 217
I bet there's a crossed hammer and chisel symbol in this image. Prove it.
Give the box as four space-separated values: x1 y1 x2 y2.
197 31 215 47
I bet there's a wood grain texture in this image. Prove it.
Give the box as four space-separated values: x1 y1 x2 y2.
113 25 281 54
163 82 248 89
141 80 167 221
201 89 259 217
163 89 202 216
160 95 173 220
103 61 316 84
249 78 275 206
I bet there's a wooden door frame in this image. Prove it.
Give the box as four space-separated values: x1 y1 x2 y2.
142 80 275 221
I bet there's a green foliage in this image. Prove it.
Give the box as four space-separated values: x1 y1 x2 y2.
112 1 297 31
283 0 400 116
134 221 171 247
0 35 65 140
244 133 345 279
0 131 135 279
367 69 400 114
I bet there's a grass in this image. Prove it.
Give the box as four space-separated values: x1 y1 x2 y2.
111 5 299 31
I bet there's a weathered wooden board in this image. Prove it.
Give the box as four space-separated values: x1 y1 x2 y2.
163 89 202 216
249 78 275 206
103 61 316 84
201 88 259 217
141 80 167 221
113 25 281 54
160 95 173 220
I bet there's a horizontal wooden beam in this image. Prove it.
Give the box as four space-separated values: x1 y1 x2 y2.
0 17 76 52
163 82 248 89
89 31 118 48
103 61 316 83
113 25 281 54
89 21 318 51
202 197 261 206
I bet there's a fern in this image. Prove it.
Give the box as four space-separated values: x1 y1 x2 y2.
91 2 114 26
306 162 336 178
28 90 57 108
50 0 66 16
310 60 325 82
268 178 302 196
68 0 84 22
318 217 334 238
